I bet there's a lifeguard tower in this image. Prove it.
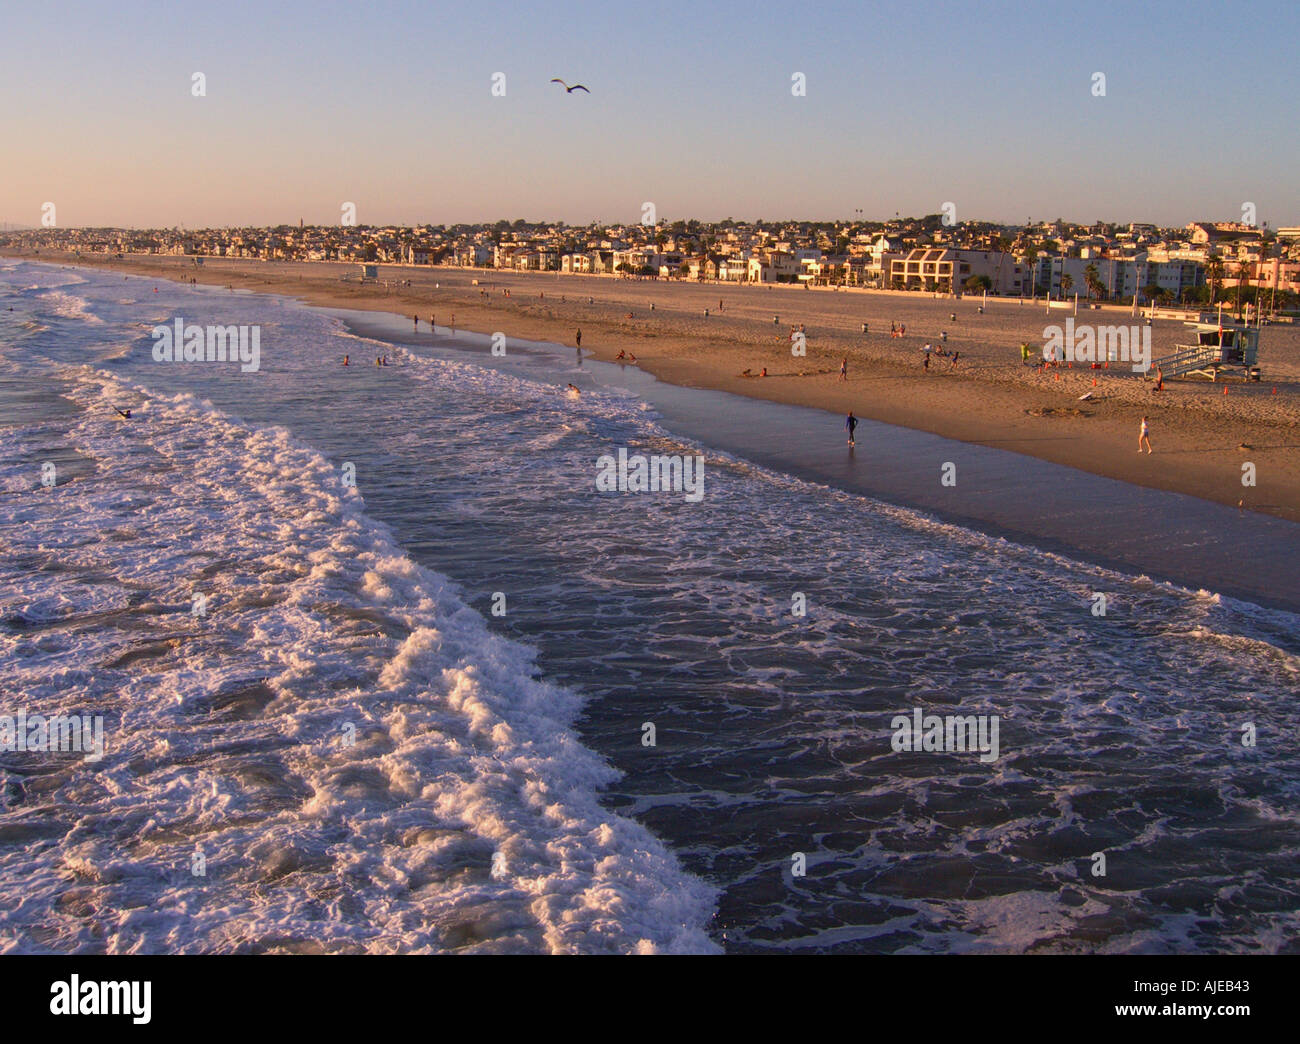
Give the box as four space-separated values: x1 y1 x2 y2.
1151 314 1262 382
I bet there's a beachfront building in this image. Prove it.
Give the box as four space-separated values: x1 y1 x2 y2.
455 243 494 267
1220 258 1300 295
745 250 800 284
718 257 750 282
800 254 851 284
680 256 718 280
890 249 1026 295
561 253 593 274
856 237 902 287
1033 256 1205 301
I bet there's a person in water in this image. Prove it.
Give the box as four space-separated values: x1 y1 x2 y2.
845 411 857 446
343 355 349 366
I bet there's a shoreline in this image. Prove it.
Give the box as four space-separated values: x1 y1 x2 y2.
11 249 1300 522
338 308 1300 614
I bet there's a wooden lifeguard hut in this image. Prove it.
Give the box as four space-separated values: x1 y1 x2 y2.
1151 306 1262 382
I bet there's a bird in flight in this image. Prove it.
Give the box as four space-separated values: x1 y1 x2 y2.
550 78 590 93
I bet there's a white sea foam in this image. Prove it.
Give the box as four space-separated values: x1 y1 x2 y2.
32 289 102 324
0 366 719 953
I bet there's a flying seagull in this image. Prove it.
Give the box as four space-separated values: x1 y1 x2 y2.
550 78 590 93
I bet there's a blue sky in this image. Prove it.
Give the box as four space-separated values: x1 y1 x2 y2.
3 0 1297 228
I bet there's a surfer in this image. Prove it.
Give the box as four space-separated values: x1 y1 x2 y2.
566 383 580 395
111 405 131 419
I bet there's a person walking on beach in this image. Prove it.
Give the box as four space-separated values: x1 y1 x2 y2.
1139 416 1152 454
839 357 848 382
575 329 582 348
845 411 858 447
923 352 931 372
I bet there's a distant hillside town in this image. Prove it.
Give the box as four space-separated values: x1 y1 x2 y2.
5 215 1299 311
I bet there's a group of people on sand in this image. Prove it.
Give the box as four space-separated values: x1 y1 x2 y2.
615 349 638 364
921 344 959 371
889 322 907 337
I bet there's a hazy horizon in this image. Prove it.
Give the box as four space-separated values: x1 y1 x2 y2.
4 0 1298 229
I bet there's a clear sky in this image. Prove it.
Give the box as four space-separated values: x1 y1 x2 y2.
3 0 1298 229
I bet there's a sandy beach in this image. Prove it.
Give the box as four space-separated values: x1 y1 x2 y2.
15 250 1300 522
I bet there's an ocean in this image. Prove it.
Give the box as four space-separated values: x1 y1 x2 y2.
1 259 1297 953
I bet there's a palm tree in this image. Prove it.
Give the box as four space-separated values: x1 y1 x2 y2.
1060 273 1074 298
1206 253 1224 305
1084 263 1103 301
1235 260 1252 319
